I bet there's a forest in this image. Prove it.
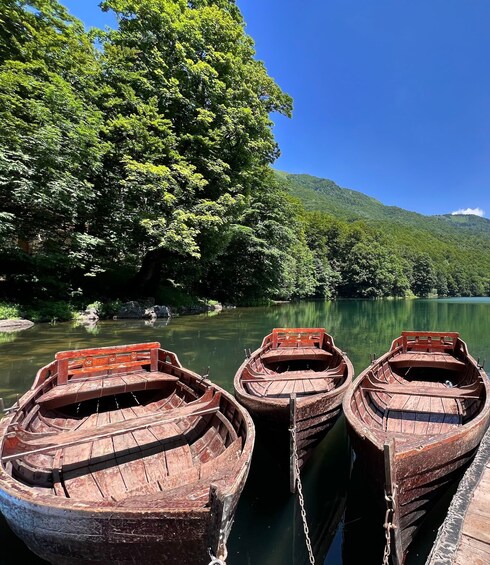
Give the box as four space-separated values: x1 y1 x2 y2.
1 0 489 320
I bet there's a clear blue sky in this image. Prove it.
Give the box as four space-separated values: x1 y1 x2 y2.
63 0 490 218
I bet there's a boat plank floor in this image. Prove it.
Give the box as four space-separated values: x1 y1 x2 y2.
57 398 201 501
131 398 194 478
127 407 169 485
111 408 152 493
384 382 461 435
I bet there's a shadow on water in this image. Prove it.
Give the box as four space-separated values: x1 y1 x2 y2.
342 457 467 565
229 417 351 565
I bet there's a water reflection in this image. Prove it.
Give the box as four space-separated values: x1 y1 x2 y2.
229 418 350 565
0 298 488 564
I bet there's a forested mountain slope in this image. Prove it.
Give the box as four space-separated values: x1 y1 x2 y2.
275 171 490 297
276 171 490 238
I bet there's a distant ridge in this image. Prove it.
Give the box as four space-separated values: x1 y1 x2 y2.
274 170 490 281
275 170 490 235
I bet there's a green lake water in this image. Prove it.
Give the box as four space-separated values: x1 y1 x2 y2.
0 298 489 564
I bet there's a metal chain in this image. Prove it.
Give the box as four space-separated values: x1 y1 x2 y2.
382 486 397 565
290 424 315 565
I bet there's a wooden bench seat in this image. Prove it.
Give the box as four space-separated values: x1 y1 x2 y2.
362 380 480 400
242 368 344 384
388 352 465 371
36 371 179 409
261 347 332 363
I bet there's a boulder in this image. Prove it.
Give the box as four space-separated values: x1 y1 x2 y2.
0 319 34 333
117 301 145 319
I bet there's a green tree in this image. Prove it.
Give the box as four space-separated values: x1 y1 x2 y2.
96 0 292 295
411 253 437 297
0 1 104 297
201 182 313 303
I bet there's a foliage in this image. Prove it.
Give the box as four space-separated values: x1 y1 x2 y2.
0 0 106 292
22 300 76 322
0 1 488 308
279 172 490 299
0 301 21 319
92 0 292 294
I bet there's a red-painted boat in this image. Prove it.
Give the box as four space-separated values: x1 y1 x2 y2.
0 342 254 565
343 331 490 565
234 328 353 491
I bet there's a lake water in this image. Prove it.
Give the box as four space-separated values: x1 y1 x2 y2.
0 298 489 564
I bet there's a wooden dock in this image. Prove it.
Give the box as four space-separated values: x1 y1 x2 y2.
427 423 490 565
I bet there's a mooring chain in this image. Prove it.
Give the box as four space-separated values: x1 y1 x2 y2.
290 424 316 565
382 485 397 565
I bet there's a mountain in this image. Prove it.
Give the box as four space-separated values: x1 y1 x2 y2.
274 171 490 297
275 170 490 235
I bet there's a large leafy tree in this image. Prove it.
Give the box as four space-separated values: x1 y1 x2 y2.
0 0 105 296
201 179 315 303
96 0 292 295
411 253 437 297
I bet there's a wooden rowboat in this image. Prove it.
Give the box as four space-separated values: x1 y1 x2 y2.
343 331 490 565
234 328 353 491
0 342 255 565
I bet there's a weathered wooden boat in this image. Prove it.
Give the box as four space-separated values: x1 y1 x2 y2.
343 331 490 565
0 342 255 565
234 328 353 491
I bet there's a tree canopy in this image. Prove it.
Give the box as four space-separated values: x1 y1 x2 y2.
0 1 488 308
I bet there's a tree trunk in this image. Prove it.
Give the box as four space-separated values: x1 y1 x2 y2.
131 248 178 297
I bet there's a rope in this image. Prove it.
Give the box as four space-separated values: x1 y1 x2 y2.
207 548 226 565
382 486 397 565
290 424 315 565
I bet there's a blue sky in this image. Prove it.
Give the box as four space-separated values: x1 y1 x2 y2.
63 0 490 218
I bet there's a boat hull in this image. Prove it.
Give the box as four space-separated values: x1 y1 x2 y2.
0 490 213 565
234 328 353 487
235 385 345 471
343 331 490 564
0 343 255 565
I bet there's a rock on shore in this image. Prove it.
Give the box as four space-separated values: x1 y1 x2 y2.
0 319 35 333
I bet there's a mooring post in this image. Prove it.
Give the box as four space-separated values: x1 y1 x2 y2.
289 392 297 494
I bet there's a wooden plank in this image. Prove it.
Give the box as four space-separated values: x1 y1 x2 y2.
384 439 404 565
289 393 297 494
55 342 161 360
455 535 490 565
242 371 343 383
363 381 479 400
68 360 152 376
36 371 178 406
261 348 332 362
110 409 151 493
3 390 220 461
89 410 128 500
389 352 465 370
62 435 103 501
162 423 194 476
